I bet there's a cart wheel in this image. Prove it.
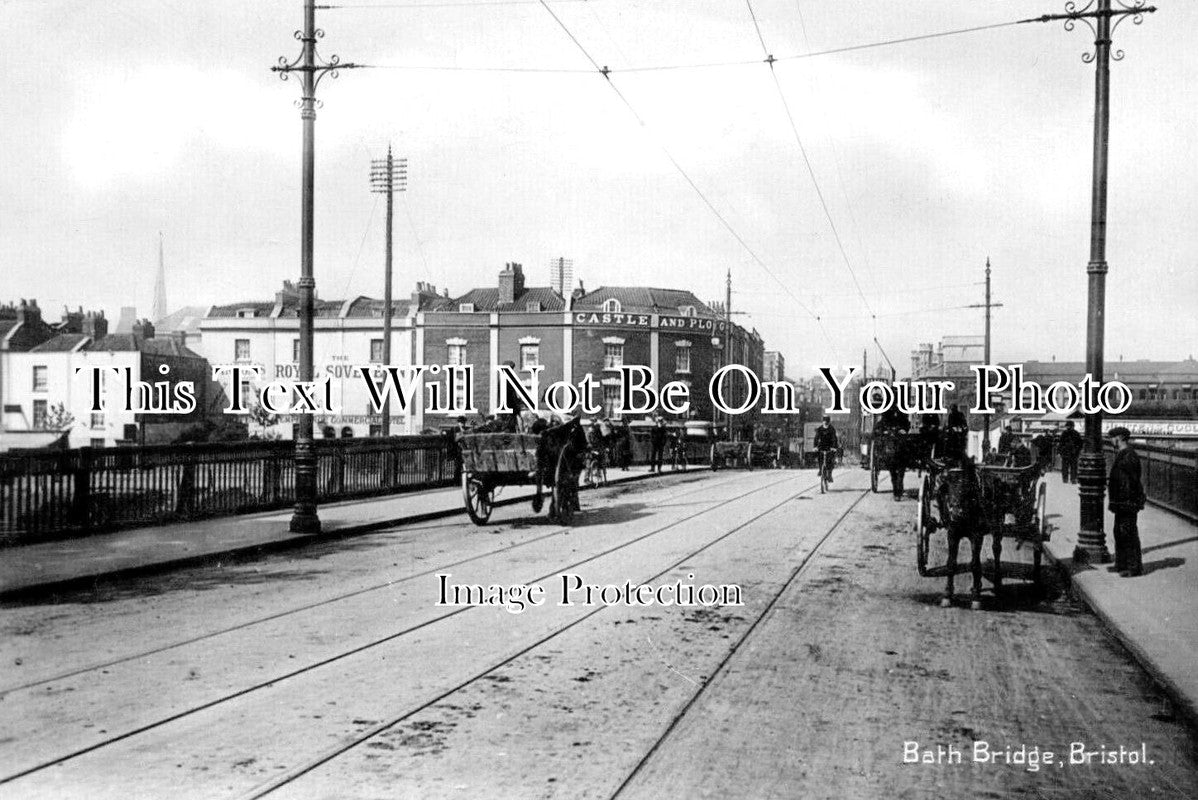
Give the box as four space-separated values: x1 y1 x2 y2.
462 473 492 526
551 447 579 525
916 474 933 577
710 444 720 471
869 444 879 493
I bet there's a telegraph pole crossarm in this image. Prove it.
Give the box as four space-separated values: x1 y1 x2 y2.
1023 0 1155 564
271 0 361 535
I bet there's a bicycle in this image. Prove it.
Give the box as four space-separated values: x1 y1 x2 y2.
818 449 836 494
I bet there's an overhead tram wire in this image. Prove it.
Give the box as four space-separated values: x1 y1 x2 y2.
533 0 837 354
743 0 875 335
356 18 1028 75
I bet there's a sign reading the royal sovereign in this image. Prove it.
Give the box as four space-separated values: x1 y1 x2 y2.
572 311 727 333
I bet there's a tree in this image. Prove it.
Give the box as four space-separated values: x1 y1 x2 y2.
42 402 75 431
247 402 281 440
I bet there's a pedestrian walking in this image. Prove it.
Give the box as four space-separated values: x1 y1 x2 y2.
878 403 909 501
1108 426 1145 577
1058 421 1082 484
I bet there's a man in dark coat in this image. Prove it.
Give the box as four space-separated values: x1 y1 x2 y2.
877 405 910 501
649 416 668 473
942 404 969 463
1058 421 1083 484
997 425 1015 456
813 416 839 483
1107 426 1145 577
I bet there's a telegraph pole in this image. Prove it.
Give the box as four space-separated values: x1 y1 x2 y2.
1024 0 1155 563
725 269 733 437
370 145 408 437
968 258 1003 450
272 0 360 534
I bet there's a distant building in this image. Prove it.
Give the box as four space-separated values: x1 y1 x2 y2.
2 316 207 448
763 351 785 383
198 279 447 439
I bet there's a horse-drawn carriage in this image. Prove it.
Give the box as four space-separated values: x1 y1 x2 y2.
915 460 1049 608
709 441 780 470
458 419 587 525
868 431 935 493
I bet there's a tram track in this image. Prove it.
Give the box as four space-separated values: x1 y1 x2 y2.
0 470 800 788
607 487 870 799
0 469 750 697
232 476 838 800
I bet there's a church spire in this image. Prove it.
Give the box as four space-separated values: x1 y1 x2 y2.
152 231 168 322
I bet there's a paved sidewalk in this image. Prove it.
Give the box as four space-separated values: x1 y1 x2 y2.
0 465 666 599
1042 471 1198 726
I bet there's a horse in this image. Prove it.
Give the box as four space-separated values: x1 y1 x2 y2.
935 457 992 610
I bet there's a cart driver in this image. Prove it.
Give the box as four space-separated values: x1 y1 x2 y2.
813 416 840 483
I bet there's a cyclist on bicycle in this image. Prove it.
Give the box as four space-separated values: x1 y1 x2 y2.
813 415 840 483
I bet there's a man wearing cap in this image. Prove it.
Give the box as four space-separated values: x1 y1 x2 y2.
813 415 840 484
1107 426 1145 577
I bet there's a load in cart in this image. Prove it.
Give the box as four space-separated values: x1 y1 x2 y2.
458 419 587 525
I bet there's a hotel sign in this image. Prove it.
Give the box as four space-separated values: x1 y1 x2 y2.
572 312 727 333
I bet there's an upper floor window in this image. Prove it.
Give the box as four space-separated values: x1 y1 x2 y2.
447 341 467 366
520 343 540 370
370 338 384 363
679 305 696 318
526 301 542 313
292 338 300 363
601 384 621 418
32 365 48 392
602 298 622 314
675 341 692 373
235 339 251 361
90 412 105 429
604 342 624 371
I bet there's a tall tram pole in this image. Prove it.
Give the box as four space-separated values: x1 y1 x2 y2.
968 258 1002 451
370 146 408 437
1024 0 1155 563
272 0 360 534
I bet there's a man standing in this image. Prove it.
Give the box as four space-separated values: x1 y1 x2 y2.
649 416 668 473
1108 426 1145 577
1058 421 1083 484
997 425 1015 457
878 404 910 501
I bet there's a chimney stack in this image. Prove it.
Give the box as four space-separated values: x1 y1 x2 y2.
498 262 525 305
132 318 155 342
82 311 108 341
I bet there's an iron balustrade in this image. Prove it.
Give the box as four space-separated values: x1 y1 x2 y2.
1104 442 1197 524
0 436 453 546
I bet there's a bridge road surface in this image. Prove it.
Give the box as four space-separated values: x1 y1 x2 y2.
1 469 1195 799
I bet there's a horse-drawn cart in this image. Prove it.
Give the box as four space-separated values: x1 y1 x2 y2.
458 420 586 525
869 432 935 493
916 461 1049 607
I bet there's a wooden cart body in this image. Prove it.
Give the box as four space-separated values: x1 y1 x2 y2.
916 461 1048 579
458 421 584 525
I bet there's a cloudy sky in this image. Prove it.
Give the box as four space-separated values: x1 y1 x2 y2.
3 0 1195 377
